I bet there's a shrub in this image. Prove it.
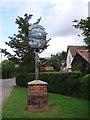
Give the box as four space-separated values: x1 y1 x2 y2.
39 72 82 97
16 72 81 96
80 74 90 100
16 73 35 87
16 72 82 97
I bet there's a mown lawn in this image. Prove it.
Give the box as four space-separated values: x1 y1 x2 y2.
2 86 88 118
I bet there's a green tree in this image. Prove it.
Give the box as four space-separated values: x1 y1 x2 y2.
73 17 90 50
50 51 66 71
1 14 50 74
39 51 66 71
1 60 15 78
1 14 35 74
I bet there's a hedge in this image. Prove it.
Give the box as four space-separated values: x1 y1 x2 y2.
16 72 82 97
80 74 90 100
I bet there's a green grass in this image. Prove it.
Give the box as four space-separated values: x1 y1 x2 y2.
2 87 89 118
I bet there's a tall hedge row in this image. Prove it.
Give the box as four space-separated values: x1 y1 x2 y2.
16 72 82 97
80 74 90 100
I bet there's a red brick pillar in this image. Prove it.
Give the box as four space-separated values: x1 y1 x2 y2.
28 80 49 112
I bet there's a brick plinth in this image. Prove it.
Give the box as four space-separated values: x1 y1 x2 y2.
28 80 49 112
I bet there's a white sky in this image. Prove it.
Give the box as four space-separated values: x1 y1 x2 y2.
0 0 89 62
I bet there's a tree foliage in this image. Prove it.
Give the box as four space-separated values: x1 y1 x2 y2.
73 17 90 50
39 51 66 71
1 14 50 74
1 60 15 78
1 14 36 74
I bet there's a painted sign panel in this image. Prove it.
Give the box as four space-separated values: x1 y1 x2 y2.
28 24 47 48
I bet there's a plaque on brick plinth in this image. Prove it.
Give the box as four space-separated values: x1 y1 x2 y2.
28 80 49 112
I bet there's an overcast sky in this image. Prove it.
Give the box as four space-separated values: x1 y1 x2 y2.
0 0 89 62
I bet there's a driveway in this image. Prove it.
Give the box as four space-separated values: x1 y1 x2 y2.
0 77 16 107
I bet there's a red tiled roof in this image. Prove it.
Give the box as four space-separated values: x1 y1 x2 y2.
77 49 90 64
68 45 90 64
45 66 54 71
68 46 81 57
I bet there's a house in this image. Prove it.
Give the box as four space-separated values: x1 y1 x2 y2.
60 60 67 72
66 45 90 73
71 49 90 74
41 66 54 72
66 46 81 72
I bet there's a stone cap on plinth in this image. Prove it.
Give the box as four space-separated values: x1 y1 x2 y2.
28 80 48 85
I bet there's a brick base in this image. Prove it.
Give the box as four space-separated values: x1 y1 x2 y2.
28 80 49 112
